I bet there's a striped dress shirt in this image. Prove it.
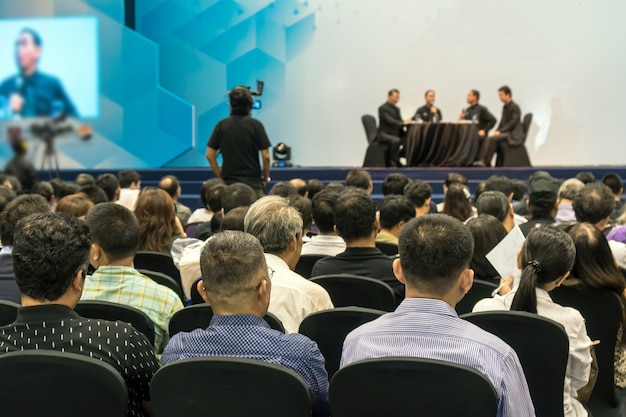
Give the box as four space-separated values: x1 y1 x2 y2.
341 297 535 417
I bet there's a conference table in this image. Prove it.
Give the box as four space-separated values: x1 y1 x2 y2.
404 121 480 167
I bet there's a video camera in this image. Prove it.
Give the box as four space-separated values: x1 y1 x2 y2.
245 80 264 110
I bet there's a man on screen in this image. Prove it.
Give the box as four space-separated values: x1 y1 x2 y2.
413 89 442 123
377 89 412 167
0 28 77 118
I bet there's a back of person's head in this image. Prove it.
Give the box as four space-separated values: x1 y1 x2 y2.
55 194 94 219
95 173 120 202
229 86 253 116
244 196 303 254
444 172 468 188
158 175 180 199
382 173 409 196
511 226 575 314
325 182 344 193
289 178 307 197
84 203 139 262
442 183 473 222
527 176 559 217
558 178 585 201
311 189 340 234
200 179 225 212
269 181 298 197
573 183 615 225
345 170 372 191
0 186 17 214
78 184 108 205
5 175 21 195
476 191 510 222
474 181 487 203
466 215 507 280
50 178 79 199
334 190 376 242
30 181 54 203
222 183 257 214
118 169 141 188
528 170 552 185
220 206 249 232
134 187 176 252
200 231 267 310
210 211 223 235
404 180 432 209
288 194 313 232
1 194 50 246
511 180 527 202
379 195 416 230
576 171 596 185
602 173 623 196
399 215 474 295
75 173 95 187
483 175 514 198
306 179 324 200
13 212 90 302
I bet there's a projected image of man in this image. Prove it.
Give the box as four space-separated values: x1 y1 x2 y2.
0 28 77 118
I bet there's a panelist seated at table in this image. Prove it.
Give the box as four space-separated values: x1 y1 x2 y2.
412 89 442 123
459 89 497 139
377 89 412 167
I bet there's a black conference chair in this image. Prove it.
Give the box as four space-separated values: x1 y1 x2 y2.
299 307 385 377
75 300 155 346
134 251 183 289
462 311 569 417
496 112 532 167
361 114 389 167
330 357 498 417
551 285 623 417
137 268 186 304
168 304 285 337
0 299 19 326
310 274 396 311
0 350 127 417
294 254 326 279
151 357 311 417
375 241 398 256
455 279 498 315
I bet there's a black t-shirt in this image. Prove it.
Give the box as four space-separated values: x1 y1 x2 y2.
207 115 271 189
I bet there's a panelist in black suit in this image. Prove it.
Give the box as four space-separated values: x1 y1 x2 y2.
377 89 411 167
478 86 524 166
460 89 497 161
413 90 442 123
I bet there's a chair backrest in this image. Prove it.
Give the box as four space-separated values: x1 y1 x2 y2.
522 113 533 138
551 285 622 408
133 251 182 288
462 311 568 417
361 115 378 145
330 357 498 417
294 254 326 279
310 274 396 311
374 241 398 256
75 300 155 346
137 269 186 304
0 299 19 326
169 304 285 337
151 356 311 417
0 350 128 417
455 279 498 315
299 307 385 377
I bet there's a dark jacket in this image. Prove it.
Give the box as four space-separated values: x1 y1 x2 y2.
497 101 525 146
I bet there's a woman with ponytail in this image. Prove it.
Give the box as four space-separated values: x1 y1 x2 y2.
474 226 592 417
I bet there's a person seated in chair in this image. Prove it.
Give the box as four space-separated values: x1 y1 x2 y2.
413 89 443 123
377 89 412 167
301 189 346 257
376 195 415 246
519 176 559 236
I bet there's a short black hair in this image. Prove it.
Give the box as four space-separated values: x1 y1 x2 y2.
424 89 434 97
200 179 225 212
75 173 95 187
229 86 253 116
602 173 623 195
158 175 180 199
19 28 42 46
382 173 409 196
576 171 596 185
220 206 249 232
345 170 371 191
13 212 90 301
470 89 480 101
288 194 313 231
404 180 432 208
210 211 223 235
222 183 257 214
95 173 120 202
388 89 399 97
306 179 324 200
5 176 21 194
498 85 512 96
483 175 514 197
573 183 615 225
269 181 298 197
30 181 54 202
0 186 17 214
84 203 139 261
467 215 508 280
444 172 468 188
78 184 108 205
334 190 377 242
379 195 416 229
511 179 528 201
476 191 510 222
118 170 141 188
311 189 340 234
0 194 50 246
399 215 474 294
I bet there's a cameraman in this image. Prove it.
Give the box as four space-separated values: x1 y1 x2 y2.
206 86 271 197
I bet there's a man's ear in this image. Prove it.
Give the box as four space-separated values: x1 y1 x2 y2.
333 225 341 237
459 268 474 295
71 269 85 293
258 277 271 308
197 280 210 304
393 258 406 285
90 243 103 268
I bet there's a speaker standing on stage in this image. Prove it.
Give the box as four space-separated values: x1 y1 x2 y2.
206 87 271 196
413 90 442 123
377 89 412 167
477 86 524 167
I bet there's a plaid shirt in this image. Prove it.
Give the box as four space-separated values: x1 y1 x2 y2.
81 266 184 354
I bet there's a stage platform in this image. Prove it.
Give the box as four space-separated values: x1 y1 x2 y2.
51 166 626 210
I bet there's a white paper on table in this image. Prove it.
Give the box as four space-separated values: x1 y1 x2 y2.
486 225 526 287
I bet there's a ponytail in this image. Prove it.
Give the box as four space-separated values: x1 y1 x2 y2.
510 263 540 313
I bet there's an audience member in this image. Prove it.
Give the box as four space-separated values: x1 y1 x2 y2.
30 181 55 206
95 173 120 203
290 178 307 197
474 226 591 417
0 212 158 417
311 190 403 304
484 175 528 225
82 203 183 354
341 215 534 417
50 178 78 199
376 195 415 245
474 181 487 203
511 179 528 203
519 175 559 236
382 173 410 196
134 187 185 254
75 173 95 187
442 183 473 222
403 179 432 217
0 195 50 303
269 181 298 197
55 194 94 219
436 172 468 212
325 182 344 193
79 184 108 205
117 169 141 211
187 178 225 225
218 206 248 233
222 183 257 214
0 186 16 214
602 173 624 220
288 194 313 235
301 189 346 256
576 171 596 185
467 215 508 281
556 179 585 224
162 231 330 416
4 175 21 195
159 175 192 226
345 170 373 195
475 191 515 232
306 179 324 201
244 196 333 333
4 139 35 193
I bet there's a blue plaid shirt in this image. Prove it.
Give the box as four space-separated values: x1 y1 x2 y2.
162 314 330 417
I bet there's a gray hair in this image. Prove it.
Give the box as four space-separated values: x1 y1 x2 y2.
559 178 585 200
244 196 303 254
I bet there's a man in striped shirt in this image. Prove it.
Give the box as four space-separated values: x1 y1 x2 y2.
341 215 535 417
